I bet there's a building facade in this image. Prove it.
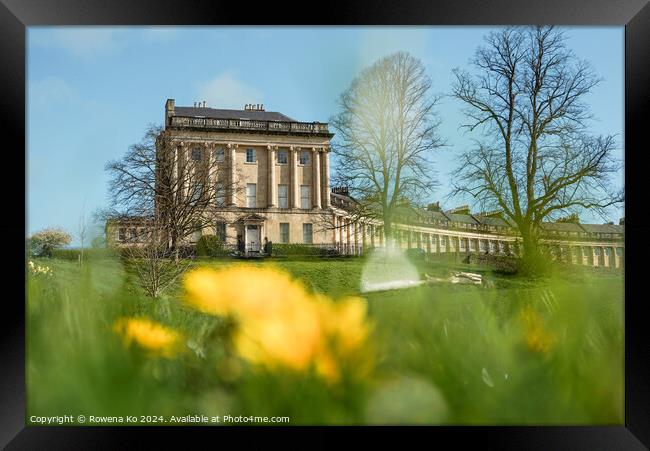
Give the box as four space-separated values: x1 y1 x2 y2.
107 99 624 268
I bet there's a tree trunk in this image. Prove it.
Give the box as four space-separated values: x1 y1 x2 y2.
382 216 393 247
170 233 179 262
518 222 548 276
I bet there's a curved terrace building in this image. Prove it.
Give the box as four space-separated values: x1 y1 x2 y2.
107 100 624 269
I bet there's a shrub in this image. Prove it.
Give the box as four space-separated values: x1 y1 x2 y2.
28 228 72 257
51 247 118 261
272 244 339 257
476 254 520 274
196 235 229 257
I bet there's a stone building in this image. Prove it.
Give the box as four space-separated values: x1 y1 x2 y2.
108 99 335 252
107 99 624 268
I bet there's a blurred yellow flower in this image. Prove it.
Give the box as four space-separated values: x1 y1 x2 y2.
183 265 373 383
519 306 555 354
114 317 182 358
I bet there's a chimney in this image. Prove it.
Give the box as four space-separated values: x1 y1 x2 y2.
426 201 440 212
203 100 206 107
165 98 175 126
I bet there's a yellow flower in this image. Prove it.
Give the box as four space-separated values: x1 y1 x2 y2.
184 266 312 317
114 317 182 358
324 296 371 353
519 306 555 355
183 265 373 383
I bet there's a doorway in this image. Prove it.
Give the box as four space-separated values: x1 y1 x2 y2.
246 225 260 253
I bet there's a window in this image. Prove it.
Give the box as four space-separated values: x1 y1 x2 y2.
470 239 477 252
480 240 488 252
300 185 311 209
191 225 202 243
594 247 601 256
215 183 226 207
278 184 288 208
214 147 225 162
277 149 288 164
460 239 466 251
616 248 623 257
192 147 202 161
279 223 290 243
489 241 496 253
215 222 226 242
246 183 257 208
118 227 126 242
130 227 138 241
604 248 611 256
303 223 313 244
246 148 256 163
299 150 310 165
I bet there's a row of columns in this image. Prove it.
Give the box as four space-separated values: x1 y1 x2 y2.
255 144 331 209
329 219 624 268
267 144 330 209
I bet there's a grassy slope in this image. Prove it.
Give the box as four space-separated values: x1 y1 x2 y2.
26 256 623 424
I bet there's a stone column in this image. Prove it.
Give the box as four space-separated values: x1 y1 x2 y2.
312 147 321 209
361 223 366 250
290 146 299 209
172 143 179 184
178 142 188 200
346 219 351 249
228 143 237 206
207 142 215 190
339 216 344 246
268 145 276 207
322 148 331 208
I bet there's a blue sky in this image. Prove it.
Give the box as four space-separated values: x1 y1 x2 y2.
27 26 624 245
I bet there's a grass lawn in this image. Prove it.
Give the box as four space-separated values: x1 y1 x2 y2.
26 254 623 425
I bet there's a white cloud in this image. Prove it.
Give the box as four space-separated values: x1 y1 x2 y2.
30 28 122 58
196 72 263 110
28 77 75 111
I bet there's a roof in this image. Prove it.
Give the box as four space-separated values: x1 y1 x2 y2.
474 215 511 228
579 223 624 234
174 106 297 122
541 222 584 232
423 210 449 222
444 213 479 225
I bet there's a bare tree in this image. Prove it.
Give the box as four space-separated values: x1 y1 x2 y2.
122 226 190 298
329 52 444 240
451 26 623 273
105 124 240 260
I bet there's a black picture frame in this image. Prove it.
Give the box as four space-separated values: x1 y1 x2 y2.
2 0 648 448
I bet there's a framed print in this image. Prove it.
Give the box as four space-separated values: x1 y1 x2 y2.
2 0 649 448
